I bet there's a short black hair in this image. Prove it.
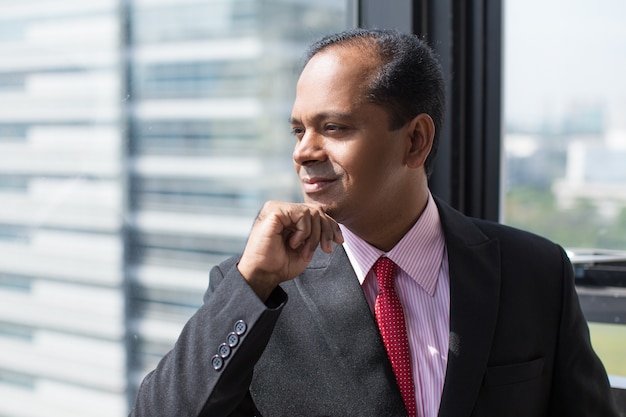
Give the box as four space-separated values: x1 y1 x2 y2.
304 28 446 177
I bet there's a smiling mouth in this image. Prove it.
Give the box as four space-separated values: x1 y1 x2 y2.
301 177 336 193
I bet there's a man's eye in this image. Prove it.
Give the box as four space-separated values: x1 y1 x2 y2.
291 127 304 137
325 124 343 132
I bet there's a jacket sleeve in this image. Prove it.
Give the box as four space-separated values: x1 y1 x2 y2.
129 258 287 417
548 247 620 416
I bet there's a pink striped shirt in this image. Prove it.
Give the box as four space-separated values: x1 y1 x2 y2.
339 193 450 417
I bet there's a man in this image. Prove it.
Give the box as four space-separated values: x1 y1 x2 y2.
130 29 619 416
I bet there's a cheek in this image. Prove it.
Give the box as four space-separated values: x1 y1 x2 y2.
329 135 393 182
348 144 387 172
333 139 372 166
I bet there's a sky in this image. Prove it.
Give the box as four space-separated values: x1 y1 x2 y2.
503 0 626 130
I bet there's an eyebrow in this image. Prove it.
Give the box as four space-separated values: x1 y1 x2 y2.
289 111 353 125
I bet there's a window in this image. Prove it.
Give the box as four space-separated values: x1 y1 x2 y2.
503 0 626 251
503 0 626 392
0 1 353 415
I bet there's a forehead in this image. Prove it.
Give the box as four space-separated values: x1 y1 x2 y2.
292 46 379 114
302 44 378 80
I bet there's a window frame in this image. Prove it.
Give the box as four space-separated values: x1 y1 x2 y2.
359 0 503 221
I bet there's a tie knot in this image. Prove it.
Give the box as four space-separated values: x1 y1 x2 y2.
374 257 397 289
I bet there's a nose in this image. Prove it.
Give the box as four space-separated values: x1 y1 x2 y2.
293 130 326 166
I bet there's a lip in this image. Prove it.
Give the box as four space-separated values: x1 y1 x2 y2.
300 176 337 193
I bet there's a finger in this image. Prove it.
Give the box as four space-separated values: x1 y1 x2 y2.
287 209 311 249
321 213 344 251
302 209 322 259
319 213 335 253
333 221 344 244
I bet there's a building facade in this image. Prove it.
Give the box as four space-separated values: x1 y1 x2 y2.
0 1 350 415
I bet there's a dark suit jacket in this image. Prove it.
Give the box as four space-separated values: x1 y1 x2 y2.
130 199 619 417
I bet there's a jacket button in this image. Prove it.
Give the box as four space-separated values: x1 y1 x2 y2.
211 355 223 371
218 343 231 359
234 320 247 335
227 332 239 348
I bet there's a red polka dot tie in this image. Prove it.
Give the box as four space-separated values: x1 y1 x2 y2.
374 257 417 417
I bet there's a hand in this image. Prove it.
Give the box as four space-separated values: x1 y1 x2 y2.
238 201 344 301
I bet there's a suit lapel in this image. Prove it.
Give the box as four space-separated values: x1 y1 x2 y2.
436 201 501 417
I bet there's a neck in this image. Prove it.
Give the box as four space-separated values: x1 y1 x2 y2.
346 188 430 252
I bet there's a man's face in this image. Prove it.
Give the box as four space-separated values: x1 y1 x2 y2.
290 46 413 232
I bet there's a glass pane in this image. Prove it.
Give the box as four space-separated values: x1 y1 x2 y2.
503 0 626 251
503 0 626 392
0 1 353 415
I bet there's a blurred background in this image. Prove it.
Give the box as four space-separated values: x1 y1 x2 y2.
0 0 624 416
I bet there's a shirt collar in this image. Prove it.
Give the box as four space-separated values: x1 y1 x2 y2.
340 192 445 296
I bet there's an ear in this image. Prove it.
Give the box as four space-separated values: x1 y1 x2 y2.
404 113 435 169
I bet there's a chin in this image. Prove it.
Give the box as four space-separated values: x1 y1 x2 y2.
320 204 344 222
302 196 337 216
